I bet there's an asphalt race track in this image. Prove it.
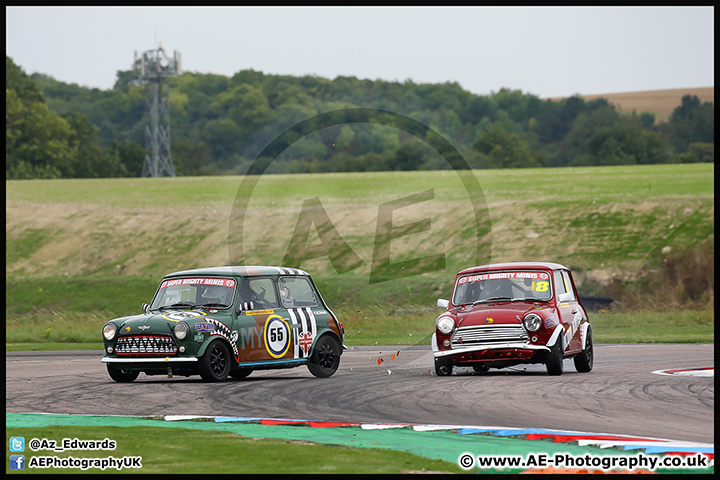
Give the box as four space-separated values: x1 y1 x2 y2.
5 343 714 445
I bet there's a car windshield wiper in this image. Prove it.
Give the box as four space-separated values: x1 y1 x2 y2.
200 302 230 308
511 297 549 303
471 296 513 304
473 297 512 305
157 302 197 311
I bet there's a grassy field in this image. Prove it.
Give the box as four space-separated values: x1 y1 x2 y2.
4 164 714 475
5 163 715 347
6 163 713 280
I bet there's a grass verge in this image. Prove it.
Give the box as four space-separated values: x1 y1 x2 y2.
590 309 714 343
5 426 465 474
5 305 714 351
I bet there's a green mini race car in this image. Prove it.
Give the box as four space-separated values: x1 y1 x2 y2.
101 266 344 382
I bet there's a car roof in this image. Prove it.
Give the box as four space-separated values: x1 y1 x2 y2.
457 262 569 276
163 266 309 278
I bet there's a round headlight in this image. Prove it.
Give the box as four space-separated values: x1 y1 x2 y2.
524 313 542 332
102 323 118 341
174 321 190 341
436 316 455 335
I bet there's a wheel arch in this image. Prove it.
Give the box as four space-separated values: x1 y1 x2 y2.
579 322 591 350
197 335 238 367
546 323 565 348
307 329 343 357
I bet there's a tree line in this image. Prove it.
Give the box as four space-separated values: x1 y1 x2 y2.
6 55 714 179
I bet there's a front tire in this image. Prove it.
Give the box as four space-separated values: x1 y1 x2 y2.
574 326 594 373
434 357 453 376
107 364 140 383
307 335 340 378
199 340 231 382
546 335 564 376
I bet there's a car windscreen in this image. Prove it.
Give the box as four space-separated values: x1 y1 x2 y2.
452 270 553 305
150 277 237 310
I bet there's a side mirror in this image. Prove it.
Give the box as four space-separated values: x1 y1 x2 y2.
142 303 150 313
557 292 574 303
437 299 449 309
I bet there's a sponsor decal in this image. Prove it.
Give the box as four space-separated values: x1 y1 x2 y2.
163 311 207 322
193 334 204 343
245 309 275 316
195 322 215 333
458 271 549 284
485 317 494 324
159 278 236 289
124 326 131 333
264 315 291 359
240 326 262 350
544 317 559 329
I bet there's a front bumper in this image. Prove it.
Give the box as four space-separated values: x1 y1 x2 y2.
434 343 550 363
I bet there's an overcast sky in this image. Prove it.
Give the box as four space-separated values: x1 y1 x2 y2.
5 6 714 99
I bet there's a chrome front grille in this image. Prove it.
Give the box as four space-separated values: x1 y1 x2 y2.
115 335 177 355
451 324 528 348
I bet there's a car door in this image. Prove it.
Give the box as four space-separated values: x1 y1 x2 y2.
562 269 586 353
278 275 324 360
235 276 288 363
553 269 584 353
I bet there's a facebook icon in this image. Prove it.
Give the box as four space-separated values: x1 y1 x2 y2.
10 455 25 470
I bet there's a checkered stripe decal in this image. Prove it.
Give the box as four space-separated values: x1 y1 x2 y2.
206 318 240 362
287 308 317 358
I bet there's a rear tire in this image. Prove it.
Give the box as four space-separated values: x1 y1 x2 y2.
199 340 231 382
574 326 594 373
546 335 564 376
107 364 140 383
307 335 341 378
472 364 489 374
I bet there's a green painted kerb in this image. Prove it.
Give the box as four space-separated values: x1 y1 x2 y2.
8 413 700 474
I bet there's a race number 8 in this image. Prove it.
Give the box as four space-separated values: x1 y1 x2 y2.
532 281 549 292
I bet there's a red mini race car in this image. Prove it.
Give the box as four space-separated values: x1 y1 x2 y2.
432 262 593 376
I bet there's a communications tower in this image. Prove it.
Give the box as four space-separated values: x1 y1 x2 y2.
135 43 181 177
